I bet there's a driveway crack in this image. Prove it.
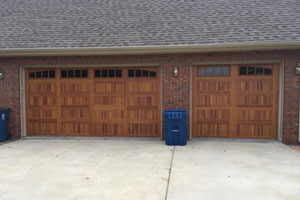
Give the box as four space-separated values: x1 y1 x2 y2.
165 146 175 200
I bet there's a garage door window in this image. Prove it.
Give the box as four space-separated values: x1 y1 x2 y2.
29 70 55 78
128 69 157 77
239 66 272 75
197 66 230 76
94 69 122 78
61 70 88 78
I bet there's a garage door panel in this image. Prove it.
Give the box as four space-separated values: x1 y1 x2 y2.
127 81 158 93
94 123 126 136
127 95 158 107
94 95 124 106
61 108 91 120
25 69 59 136
128 123 159 137
28 121 57 135
27 107 57 119
194 123 230 137
194 108 230 121
236 108 274 122
194 94 231 107
127 110 159 120
94 109 125 120
94 82 125 93
60 121 91 135
28 96 56 106
28 82 56 94
60 82 90 93
196 79 231 92
236 124 274 138
237 79 273 92
60 95 90 106
237 95 273 107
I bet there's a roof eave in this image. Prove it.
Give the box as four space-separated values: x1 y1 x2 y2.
0 41 300 57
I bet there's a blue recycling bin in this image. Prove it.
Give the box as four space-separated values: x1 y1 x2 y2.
0 108 10 142
164 109 187 146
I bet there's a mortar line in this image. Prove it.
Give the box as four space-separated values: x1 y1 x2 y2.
165 146 175 200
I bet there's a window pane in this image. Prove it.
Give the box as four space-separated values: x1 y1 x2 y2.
116 69 122 77
136 70 142 77
222 67 229 75
68 70 74 77
198 66 229 76
75 70 81 77
149 71 156 77
264 68 272 75
256 67 263 75
248 67 255 75
206 68 213 75
102 70 108 77
61 70 67 78
240 67 247 75
29 72 35 78
49 70 55 78
95 70 101 77
198 69 206 76
143 70 149 77
109 69 115 77
214 67 221 75
128 69 134 77
36 71 41 78
42 71 48 78
82 70 88 77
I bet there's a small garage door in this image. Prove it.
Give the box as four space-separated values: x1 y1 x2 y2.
25 67 161 137
192 64 279 139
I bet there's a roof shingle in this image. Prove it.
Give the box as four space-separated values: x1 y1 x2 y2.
1 0 300 49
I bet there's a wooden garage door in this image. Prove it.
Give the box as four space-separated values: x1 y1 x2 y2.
25 67 161 137
192 64 279 139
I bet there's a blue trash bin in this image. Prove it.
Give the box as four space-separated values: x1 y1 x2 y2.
0 108 10 142
164 110 187 146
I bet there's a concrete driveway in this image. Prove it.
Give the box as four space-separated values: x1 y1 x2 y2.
0 139 300 200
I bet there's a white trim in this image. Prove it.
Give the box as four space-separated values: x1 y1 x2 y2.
1 41 300 57
19 67 26 137
190 60 284 141
278 61 284 142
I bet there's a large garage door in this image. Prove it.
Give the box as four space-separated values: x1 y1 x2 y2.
192 64 279 139
25 67 161 137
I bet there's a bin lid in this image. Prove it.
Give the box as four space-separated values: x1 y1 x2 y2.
163 109 187 119
0 108 10 112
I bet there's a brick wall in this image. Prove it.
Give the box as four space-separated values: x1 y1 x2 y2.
0 60 21 140
0 50 299 144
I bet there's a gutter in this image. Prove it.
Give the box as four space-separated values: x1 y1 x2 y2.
1 41 300 57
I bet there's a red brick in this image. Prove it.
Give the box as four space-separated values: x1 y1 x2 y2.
0 49 299 144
